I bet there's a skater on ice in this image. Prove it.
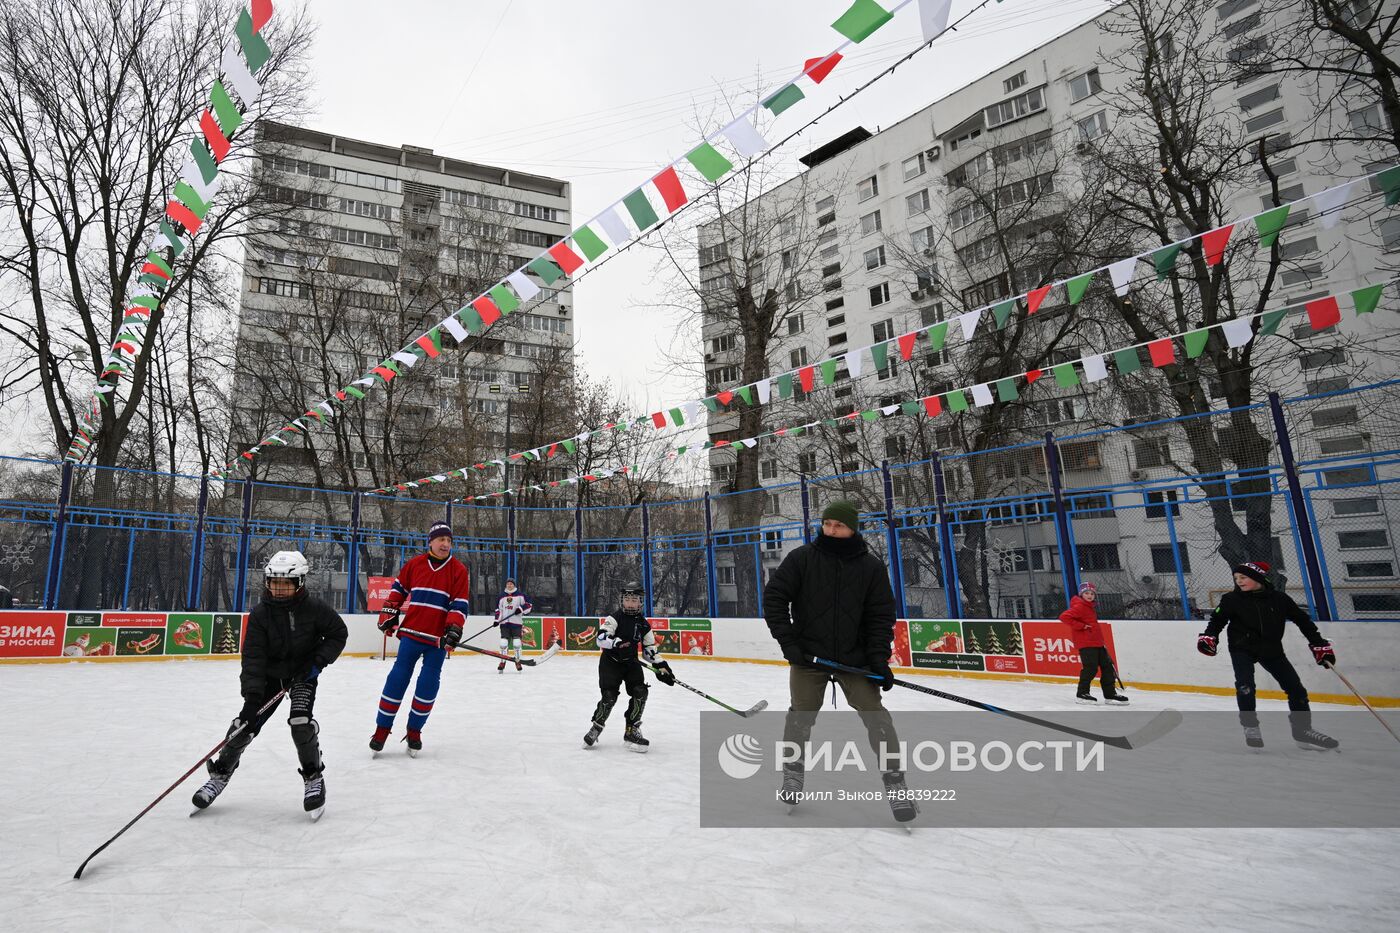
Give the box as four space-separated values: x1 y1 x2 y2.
371 522 471 756
583 580 675 752
762 500 917 823
1198 560 1338 750
1059 581 1128 705
494 577 532 672
191 551 347 818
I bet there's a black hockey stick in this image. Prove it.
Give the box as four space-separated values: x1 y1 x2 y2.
399 626 561 666
813 658 1180 750
641 661 768 717
74 688 289 879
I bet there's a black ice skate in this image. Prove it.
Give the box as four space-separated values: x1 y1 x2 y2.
514 659 523 672
624 724 650 753
405 730 423 758
301 768 326 821
497 660 507 673
1293 727 1340 752
191 767 231 811
370 727 390 755
779 764 805 811
583 722 604 749
882 771 919 825
1103 693 1129 705
1243 725 1264 749
1075 692 1098 705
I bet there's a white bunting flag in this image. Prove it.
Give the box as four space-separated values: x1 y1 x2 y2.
721 116 768 158
1313 180 1356 230
1082 355 1109 382
1109 257 1137 296
1221 318 1254 348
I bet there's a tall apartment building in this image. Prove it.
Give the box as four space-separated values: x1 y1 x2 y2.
699 0 1400 620
233 121 575 492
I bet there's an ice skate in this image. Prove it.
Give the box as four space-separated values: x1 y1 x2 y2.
623 724 650 753
882 771 919 826
514 659 523 673
1075 692 1098 705
497 660 506 673
1293 727 1340 752
190 767 231 811
369 726 390 756
779 764 804 812
405 730 423 757
1243 725 1264 749
301 768 326 821
1103 693 1129 705
583 721 604 749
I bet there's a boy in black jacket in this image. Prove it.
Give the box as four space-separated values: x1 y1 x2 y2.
192 551 348 817
583 581 675 752
1198 560 1338 751
763 501 915 822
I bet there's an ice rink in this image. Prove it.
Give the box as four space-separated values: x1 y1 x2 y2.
4 655 1398 932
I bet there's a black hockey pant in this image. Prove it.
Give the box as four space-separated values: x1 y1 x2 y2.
593 657 647 728
1230 649 1311 728
211 678 323 777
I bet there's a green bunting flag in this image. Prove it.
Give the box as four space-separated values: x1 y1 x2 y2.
1254 205 1290 248
457 304 485 335
870 341 889 372
737 386 754 406
669 407 685 426
832 0 894 43
1259 307 1289 336
1184 329 1210 359
622 189 659 229
991 300 1015 330
572 226 609 262
762 83 804 116
686 142 734 182
527 255 564 285
1377 165 1400 206
946 389 969 412
776 372 794 399
861 409 882 422
1113 348 1142 375
1053 363 1080 388
819 358 839 385
925 321 949 351
1067 273 1093 305
995 378 1018 402
1352 283 1384 315
563 439 576 455
488 283 520 315
1153 243 1183 279
900 401 919 416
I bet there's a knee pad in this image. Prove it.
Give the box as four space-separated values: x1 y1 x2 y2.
290 718 319 744
500 638 509 651
626 681 649 700
601 688 620 705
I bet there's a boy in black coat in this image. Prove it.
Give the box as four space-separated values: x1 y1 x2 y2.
1198 560 1338 750
763 501 914 822
192 551 348 816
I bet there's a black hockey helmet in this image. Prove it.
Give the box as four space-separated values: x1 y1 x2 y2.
620 580 644 607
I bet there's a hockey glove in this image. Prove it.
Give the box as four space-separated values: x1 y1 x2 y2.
1310 641 1336 667
868 657 895 692
780 642 813 667
377 606 401 635
440 624 463 651
653 660 676 686
1197 633 1218 657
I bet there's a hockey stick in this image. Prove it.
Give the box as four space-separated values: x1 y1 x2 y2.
1325 661 1400 746
641 661 768 717
74 688 289 879
813 658 1181 750
400 625 560 666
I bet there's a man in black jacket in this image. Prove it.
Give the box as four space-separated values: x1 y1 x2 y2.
192 550 348 817
763 501 914 821
1198 560 1338 750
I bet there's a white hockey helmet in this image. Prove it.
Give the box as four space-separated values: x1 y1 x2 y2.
265 550 310 590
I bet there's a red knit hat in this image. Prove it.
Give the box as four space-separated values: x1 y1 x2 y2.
1232 561 1271 585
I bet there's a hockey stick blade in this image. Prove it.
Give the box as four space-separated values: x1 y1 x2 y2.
741 700 770 717
1120 708 1184 750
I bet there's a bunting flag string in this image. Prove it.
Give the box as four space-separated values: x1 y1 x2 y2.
376 279 1387 499
370 166 1400 493
214 0 1008 478
64 0 277 462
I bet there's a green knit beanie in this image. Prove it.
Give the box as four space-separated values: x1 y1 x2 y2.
821 500 860 533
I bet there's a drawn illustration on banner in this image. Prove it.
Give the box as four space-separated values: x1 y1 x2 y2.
680 631 713 655
654 631 682 654
889 619 911 667
63 627 116 657
566 617 602 650
116 626 165 657
908 619 983 671
963 620 1027 673
212 614 243 654
167 614 213 655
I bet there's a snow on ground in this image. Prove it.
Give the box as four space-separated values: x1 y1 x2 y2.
3 656 1396 932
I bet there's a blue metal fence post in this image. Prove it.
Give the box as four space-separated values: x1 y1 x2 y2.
185 476 210 610
931 452 961 618
43 460 74 610
799 475 812 544
881 459 908 619
1045 432 1079 602
507 497 518 584
232 480 254 613
121 529 136 609
345 492 362 614
573 502 585 615
1163 491 1191 618
641 501 654 616
703 492 718 617
1267 391 1333 620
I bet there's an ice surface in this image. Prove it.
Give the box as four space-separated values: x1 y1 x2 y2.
3 656 1397 932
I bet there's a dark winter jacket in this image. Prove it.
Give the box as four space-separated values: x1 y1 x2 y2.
240 590 348 696
1058 595 1105 649
1204 584 1324 659
763 532 897 668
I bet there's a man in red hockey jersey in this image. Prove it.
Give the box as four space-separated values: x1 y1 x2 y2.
370 522 471 756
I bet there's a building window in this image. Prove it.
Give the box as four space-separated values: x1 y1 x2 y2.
760 460 779 480
906 189 931 215
869 283 890 306
1300 348 1345 370
1003 70 1027 93
1151 544 1189 574
798 452 817 474
825 297 845 312
1347 561 1394 578
864 246 887 270
1238 83 1279 111
1134 437 1172 469
1320 436 1369 456
1353 594 1400 613
1244 109 1285 134
828 332 847 347
1217 0 1258 19
902 152 926 181
912 226 934 253
1322 467 1372 487
860 210 882 235
786 313 805 336
815 195 835 213
984 87 1045 129
827 313 846 327
1145 490 1181 519
1380 216 1400 251
789 347 809 368
1077 111 1109 140
1349 103 1389 135
710 333 737 353
1069 68 1101 102
1335 498 1380 517
1338 530 1388 549
1312 406 1358 428
1077 543 1122 571
858 175 879 202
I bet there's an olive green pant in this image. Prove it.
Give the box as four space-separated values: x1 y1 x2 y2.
783 665 899 769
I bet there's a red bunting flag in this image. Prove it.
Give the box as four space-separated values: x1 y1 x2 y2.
1025 369 1043 384
473 295 502 326
1306 296 1340 330
897 332 918 361
547 241 585 275
798 366 815 392
652 167 688 212
1202 224 1234 266
651 411 667 429
1027 285 1052 314
922 396 942 418
1148 339 1176 368
803 52 843 83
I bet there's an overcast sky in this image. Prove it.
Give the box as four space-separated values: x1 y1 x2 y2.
305 0 1111 418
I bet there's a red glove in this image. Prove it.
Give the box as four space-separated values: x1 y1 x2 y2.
377 605 401 635
1311 641 1336 667
1196 633 1218 657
